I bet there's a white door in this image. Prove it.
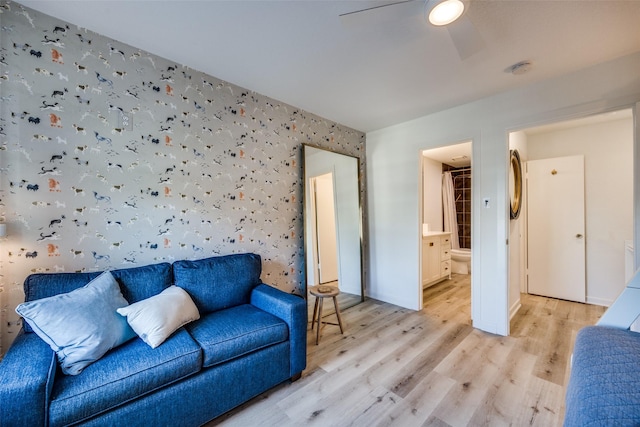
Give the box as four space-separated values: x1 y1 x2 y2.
313 173 339 284
527 155 586 302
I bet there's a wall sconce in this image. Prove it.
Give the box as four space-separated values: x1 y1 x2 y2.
0 223 7 238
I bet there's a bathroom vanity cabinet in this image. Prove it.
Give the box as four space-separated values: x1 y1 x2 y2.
422 232 452 288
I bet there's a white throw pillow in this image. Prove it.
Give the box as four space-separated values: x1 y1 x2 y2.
117 286 200 348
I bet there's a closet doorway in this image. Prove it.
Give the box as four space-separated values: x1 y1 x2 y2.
511 108 634 308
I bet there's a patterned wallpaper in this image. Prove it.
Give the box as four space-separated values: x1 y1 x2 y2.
0 1 365 353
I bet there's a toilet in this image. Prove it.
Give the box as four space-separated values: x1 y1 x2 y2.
451 248 471 274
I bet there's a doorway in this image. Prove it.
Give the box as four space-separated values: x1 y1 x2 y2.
510 108 634 309
420 141 473 322
309 173 339 285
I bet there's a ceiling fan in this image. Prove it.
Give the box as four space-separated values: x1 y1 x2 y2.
339 0 484 60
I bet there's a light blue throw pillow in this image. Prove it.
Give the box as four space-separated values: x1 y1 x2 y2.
15 271 136 375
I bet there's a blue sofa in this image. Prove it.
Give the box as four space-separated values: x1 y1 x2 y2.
0 253 306 426
564 269 640 426
564 325 640 426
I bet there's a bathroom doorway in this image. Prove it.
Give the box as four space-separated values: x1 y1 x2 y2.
420 141 473 323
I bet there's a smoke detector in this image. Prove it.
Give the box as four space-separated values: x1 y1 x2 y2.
451 155 468 161
506 60 533 75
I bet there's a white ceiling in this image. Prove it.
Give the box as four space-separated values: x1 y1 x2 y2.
423 141 472 167
18 0 640 133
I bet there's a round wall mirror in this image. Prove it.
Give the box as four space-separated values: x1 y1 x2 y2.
509 149 523 220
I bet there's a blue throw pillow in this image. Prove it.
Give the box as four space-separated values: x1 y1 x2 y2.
15 271 136 375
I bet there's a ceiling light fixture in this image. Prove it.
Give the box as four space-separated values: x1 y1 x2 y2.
427 0 465 26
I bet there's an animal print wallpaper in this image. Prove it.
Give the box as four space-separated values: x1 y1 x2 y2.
0 1 366 353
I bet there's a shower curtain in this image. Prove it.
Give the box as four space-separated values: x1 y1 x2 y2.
442 172 460 250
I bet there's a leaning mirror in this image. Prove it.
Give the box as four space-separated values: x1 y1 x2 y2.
303 144 364 314
509 149 523 220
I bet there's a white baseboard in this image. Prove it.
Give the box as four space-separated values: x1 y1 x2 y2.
586 296 613 307
509 300 522 320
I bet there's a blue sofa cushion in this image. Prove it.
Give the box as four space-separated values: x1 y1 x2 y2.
173 253 262 314
565 326 640 427
48 328 202 427
22 262 172 333
111 262 173 304
187 304 288 368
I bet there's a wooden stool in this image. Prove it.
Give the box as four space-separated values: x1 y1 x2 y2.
309 285 344 345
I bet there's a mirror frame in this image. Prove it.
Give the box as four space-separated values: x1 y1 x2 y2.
302 143 365 307
510 149 523 220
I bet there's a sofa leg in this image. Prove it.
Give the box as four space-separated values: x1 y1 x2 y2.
291 372 302 382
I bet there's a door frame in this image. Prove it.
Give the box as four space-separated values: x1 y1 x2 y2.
635 102 640 272
418 140 475 312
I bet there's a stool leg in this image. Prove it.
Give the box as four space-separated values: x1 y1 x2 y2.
311 297 319 330
316 297 323 345
332 296 344 334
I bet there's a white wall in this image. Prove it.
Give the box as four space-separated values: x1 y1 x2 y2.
527 117 634 306
366 52 640 335
423 156 444 232
508 131 528 319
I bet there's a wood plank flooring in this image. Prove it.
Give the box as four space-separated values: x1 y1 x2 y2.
207 274 605 427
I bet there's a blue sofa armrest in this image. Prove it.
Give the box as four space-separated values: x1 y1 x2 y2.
250 284 306 377
0 330 57 427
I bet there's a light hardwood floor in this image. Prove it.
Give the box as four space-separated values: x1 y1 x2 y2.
208 274 605 427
